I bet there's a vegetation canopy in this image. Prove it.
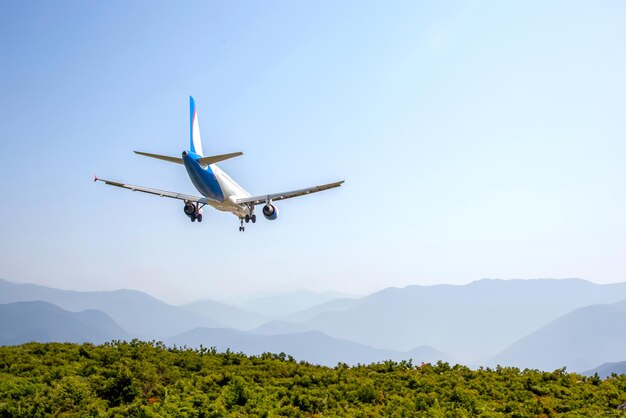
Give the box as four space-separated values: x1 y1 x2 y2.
0 341 625 417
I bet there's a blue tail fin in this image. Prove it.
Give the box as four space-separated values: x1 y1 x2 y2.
189 96 204 156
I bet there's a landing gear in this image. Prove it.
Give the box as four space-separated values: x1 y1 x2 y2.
244 205 257 224
239 206 256 231
185 201 205 224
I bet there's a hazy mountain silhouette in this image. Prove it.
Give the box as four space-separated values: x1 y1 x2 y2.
584 361 626 379
281 297 362 323
0 301 128 345
166 327 449 366
490 300 626 372
251 320 310 335
181 299 266 330
0 278 220 338
298 279 626 363
6 277 626 369
237 290 359 318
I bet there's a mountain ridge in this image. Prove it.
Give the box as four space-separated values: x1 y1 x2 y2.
0 278 220 338
584 361 626 379
6 277 626 370
297 278 626 363
181 299 265 330
0 301 129 345
490 299 626 372
165 326 450 367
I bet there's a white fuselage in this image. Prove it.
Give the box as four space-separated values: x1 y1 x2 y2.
210 165 253 217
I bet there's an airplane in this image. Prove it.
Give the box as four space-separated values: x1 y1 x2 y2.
95 96 344 231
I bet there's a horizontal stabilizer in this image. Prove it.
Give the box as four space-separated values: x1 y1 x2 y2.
197 152 243 166
134 151 183 164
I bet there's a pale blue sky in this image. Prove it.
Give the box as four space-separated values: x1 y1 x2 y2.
1 1 625 304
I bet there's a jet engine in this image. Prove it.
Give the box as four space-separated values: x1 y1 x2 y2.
184 201 202 222
262 203 279 221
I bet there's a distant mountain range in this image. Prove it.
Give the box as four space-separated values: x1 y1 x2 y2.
279 297 361 323
235 290 359 318
584 361 626 379
294 279 626 363
3 277 626 372
490 300 626 372
0 278 219 339
166 327 447 367
0 301 128 345
181 299 265 330
251 320 311 335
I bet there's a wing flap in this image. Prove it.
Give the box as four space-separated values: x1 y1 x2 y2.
236 180 344 206
94 177 209 204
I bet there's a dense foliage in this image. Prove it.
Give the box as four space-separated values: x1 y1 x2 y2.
0 341 625 417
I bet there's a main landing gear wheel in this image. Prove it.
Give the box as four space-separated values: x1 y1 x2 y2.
251 214 257 223
245 215 250 223
196 214 202 223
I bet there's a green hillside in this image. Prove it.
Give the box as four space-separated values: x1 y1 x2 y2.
1 341 625 417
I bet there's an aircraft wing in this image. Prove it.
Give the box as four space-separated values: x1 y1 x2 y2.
236 180 344 206
94 176 212 205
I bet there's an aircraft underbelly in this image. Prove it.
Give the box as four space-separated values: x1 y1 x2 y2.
182 156 253 218
212 167 252 217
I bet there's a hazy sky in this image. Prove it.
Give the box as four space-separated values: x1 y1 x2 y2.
1 1 625 304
